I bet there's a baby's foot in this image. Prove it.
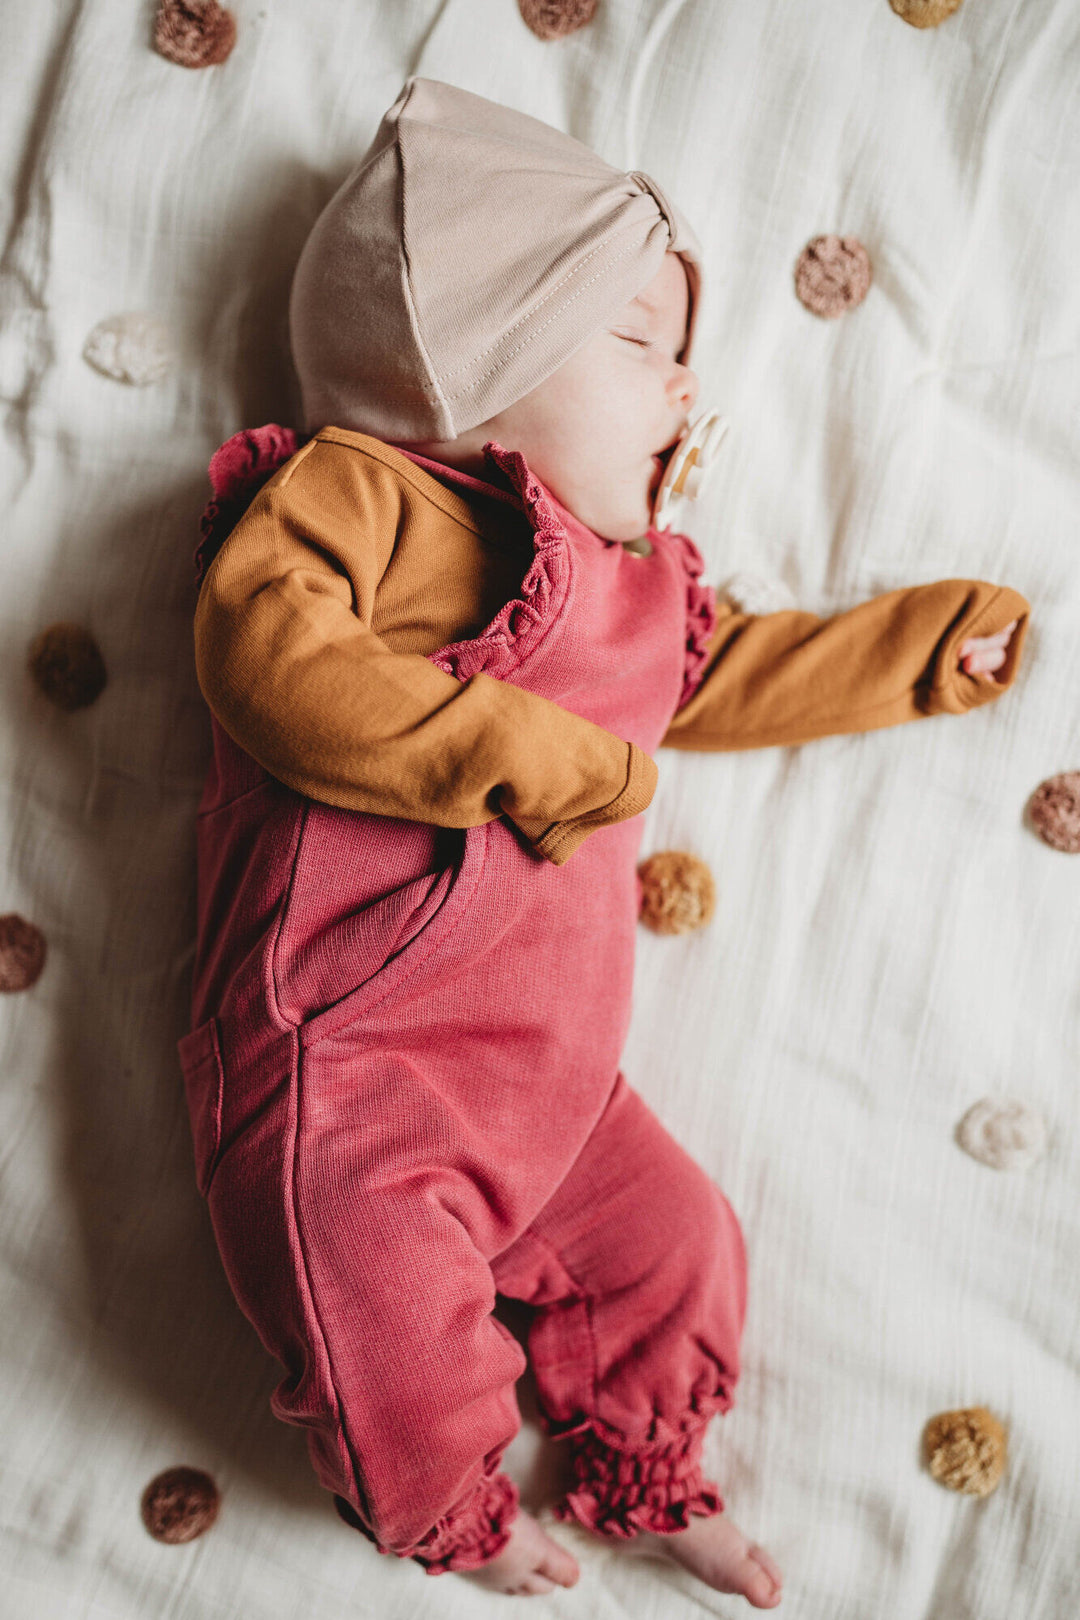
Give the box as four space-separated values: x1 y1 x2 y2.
621 1512 783 1608
461 1507 580 1596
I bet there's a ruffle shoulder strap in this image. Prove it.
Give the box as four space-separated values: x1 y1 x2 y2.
666 528 718 711
194 423 307 588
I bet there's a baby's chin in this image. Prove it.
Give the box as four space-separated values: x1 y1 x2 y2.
537 465 654 542
571 492 654 543
596 511 654 543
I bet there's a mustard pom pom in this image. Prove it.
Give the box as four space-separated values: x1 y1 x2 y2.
923 1407 1008 1497
637 851 716 936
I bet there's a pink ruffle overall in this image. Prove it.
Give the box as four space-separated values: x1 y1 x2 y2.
179 427 748 1573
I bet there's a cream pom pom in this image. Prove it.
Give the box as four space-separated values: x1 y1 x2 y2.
719 572 798 616
955 1097 1047 1171
83 313 175 385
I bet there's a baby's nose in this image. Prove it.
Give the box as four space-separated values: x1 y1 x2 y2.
669 364 699 413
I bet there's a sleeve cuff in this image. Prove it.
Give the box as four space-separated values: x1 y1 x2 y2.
533 742 658 867
924 586 1031 716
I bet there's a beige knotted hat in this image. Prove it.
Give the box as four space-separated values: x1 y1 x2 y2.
288 77 703 442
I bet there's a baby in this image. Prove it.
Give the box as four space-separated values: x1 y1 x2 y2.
180 78 1028 1607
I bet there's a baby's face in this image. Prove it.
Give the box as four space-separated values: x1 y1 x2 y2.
484 251 699 540
401 252 699 542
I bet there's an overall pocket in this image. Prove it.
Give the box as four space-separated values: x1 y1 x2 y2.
297 821 490 1049
176 1016 226 1197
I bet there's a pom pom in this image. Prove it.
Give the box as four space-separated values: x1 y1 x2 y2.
83 313 174 385
154 0 236 67
1027 772 1080 853
140 1466 221 1542
955 1097 1047 1171
637 851 716 935
720 572 798 616
888 0 965 27
794 235 872 319
0 914 47 993
28 623 107 711
922 1408 1007 1497
518 0 597 40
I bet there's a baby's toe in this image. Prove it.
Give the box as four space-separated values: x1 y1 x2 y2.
745 1546 783 1607
517 1571 557 1594
748 1543 783 1586
539 1544 580 1587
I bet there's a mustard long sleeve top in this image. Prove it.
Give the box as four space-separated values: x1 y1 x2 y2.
193 428 1031 865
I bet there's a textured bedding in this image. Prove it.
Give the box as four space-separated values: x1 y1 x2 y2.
1 2 1078 1616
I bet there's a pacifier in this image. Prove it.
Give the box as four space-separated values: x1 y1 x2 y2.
650 406 729 533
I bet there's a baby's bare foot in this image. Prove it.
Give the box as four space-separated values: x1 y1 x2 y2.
461 1507 580 1596
624 1512 783 1608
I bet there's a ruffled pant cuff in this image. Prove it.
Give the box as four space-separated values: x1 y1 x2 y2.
552 1421 724 1539
334 1468 520 1575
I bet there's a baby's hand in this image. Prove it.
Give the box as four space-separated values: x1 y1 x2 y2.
958 619 1018 682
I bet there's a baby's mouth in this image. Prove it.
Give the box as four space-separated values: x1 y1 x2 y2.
648 424 689 495
648 441 679 499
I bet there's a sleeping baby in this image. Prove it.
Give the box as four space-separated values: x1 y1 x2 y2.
179 77 1029 1606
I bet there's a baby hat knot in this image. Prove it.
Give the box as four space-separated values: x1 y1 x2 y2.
288 78 704 443
627 170 679 242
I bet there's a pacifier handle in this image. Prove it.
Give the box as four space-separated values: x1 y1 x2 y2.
651 407 729 533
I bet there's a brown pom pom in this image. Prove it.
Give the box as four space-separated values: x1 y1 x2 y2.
0 914 47 993
154 0 236 67
140 1467 221 1542
518 0 598 41
888 0 965 27
637 851 716 935
794 235 873 319
28 623 107 711
922 1407 1008 1497
1027 771 1080 853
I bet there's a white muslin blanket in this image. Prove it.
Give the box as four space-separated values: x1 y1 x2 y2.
0 2 1077 1616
